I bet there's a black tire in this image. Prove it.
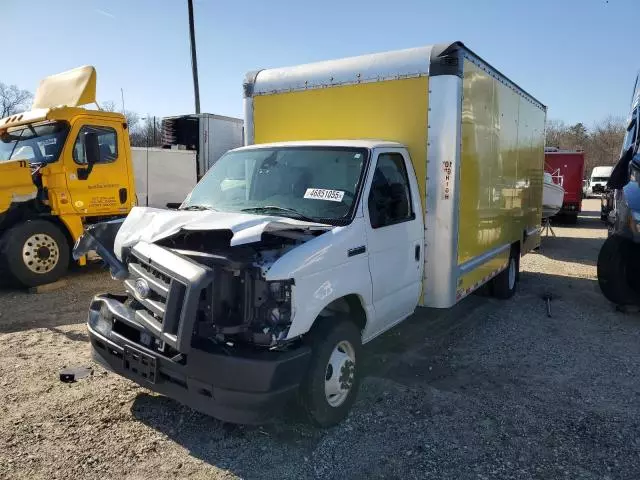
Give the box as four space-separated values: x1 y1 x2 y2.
300 319 362 427
597 235 638 306
0 220 69 288
491 250 519 300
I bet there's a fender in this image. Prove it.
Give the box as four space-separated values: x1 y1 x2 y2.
265 218 375 339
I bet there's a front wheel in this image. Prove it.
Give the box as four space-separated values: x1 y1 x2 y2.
0 220 70 287
300 319 362 427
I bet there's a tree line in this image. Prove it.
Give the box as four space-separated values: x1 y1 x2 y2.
546 117 626 178
0 81 162 148
1 79 628 175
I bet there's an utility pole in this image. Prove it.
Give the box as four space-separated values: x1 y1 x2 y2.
187 0 201 114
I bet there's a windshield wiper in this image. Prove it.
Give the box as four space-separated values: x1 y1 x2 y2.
241 206 316 222
179 205 217 211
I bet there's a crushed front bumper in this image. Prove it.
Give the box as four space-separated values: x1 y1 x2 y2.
88 294 311 424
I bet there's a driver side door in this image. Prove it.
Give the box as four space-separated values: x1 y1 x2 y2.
363 149 424 339
64 119 132 217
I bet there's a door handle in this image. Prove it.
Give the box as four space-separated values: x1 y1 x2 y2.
415 245 421 261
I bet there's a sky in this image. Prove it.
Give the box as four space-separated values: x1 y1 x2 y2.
3 0 639 126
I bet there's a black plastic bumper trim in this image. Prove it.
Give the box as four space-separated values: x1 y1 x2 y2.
88 294 311 424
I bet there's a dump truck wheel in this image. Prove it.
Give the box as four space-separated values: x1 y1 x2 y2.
300 319 362 427
0 220 69 287
597 235 638 306
491 252 518 299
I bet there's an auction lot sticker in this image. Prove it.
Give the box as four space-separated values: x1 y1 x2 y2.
304 188 345 202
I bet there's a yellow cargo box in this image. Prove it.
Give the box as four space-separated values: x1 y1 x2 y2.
243 41 546 307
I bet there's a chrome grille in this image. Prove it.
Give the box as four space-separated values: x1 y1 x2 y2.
125 252 185 335
123 241 211 353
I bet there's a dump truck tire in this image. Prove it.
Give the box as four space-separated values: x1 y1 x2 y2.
300 319 362 427
0 220 69 288
597 235 638 306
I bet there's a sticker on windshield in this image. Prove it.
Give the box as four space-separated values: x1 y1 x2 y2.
304 188 345 202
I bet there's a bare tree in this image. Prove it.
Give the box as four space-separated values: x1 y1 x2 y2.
0 82 33 117
545 116 625 177
100 100 141 131
130 116 163 147
588 116 625 173
545 119 567 149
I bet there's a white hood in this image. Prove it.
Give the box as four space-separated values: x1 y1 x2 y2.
113 207 331 260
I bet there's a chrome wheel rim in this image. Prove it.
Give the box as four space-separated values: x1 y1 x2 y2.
325 340 356 407
508 257 516 290
22 233 59 274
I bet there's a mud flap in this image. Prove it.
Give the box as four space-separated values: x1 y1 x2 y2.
73 219 128 279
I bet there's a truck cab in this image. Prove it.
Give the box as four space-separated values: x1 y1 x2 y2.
588 165 614 197
0 66 135 286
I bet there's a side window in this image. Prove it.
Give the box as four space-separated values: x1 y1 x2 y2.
73 126 118 165
368 153 415 229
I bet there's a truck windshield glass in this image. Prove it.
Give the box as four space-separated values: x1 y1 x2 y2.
182 147 368 224
592 177 609 182
0 122 70 164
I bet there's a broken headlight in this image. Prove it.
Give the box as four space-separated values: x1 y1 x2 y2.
253 279 294 346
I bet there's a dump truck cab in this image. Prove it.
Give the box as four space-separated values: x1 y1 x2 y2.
0 66 135 286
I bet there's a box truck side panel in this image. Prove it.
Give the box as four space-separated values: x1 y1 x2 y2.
207 116 245 171
456 58 544 296
252 77 429 207
518 98 545 242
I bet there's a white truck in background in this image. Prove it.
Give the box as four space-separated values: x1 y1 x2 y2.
587 165 614 197
131 114 244 209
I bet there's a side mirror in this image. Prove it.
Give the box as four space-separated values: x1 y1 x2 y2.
77 132 100 180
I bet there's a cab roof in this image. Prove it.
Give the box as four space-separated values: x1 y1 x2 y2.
0 106 125 132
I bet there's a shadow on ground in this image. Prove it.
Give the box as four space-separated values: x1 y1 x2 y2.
129 269 636 479
0 262 119 334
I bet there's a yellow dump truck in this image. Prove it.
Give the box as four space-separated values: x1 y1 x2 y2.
0 67 243 287
0 67 138 286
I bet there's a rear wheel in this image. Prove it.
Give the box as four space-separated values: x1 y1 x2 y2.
299 319 362 427
491 249 519 299
597 235 639 306
0 220 69 287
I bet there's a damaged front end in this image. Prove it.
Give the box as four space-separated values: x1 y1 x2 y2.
76 211 328 423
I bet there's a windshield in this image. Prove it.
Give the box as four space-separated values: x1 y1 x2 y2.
182 147 369 224
592 177 610 182
0 121 70 164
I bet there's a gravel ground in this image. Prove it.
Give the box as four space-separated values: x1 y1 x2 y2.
1 199 639 479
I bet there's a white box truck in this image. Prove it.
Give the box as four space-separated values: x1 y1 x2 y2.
587 165 614 197
76 42 546 426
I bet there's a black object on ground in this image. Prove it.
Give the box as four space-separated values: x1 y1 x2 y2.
542 292 553 317
59 366 93 383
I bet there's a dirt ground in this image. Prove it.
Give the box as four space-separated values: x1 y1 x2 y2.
1 199 639 480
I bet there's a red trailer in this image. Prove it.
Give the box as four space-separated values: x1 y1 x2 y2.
544 148 586 222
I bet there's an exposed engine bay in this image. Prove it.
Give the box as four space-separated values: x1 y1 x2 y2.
75 211 331 357
149 229 317 349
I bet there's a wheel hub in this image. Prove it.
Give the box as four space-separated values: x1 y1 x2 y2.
22 234 59 274
324 340 356 407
